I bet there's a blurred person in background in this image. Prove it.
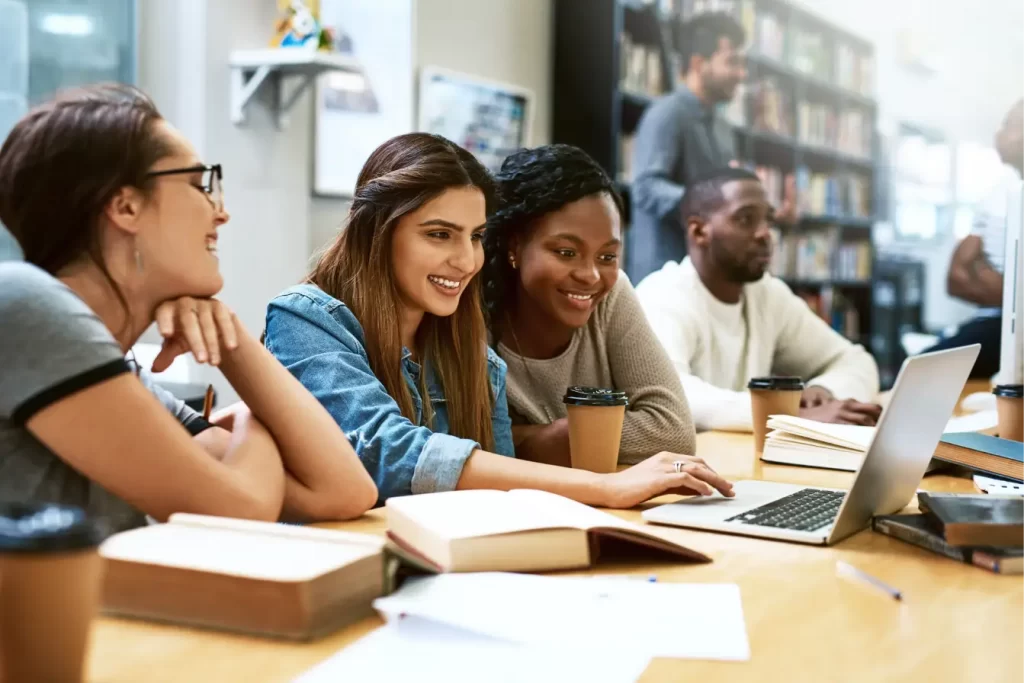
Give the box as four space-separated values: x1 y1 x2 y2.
926 98 1023 378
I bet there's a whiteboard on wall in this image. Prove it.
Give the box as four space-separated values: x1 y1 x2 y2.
314 0 415 197
417 66 534 174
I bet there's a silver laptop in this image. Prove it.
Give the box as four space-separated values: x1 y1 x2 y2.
642 345 981 546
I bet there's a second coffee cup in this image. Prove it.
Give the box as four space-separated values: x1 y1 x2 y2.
748 377 805 454
993 384 1024 442
563 386 629 474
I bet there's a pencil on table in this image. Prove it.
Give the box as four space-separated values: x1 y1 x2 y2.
202 384 214 421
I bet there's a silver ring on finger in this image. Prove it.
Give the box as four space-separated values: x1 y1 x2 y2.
673 460 685 473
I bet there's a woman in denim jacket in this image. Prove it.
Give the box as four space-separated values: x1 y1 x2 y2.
264 133 733 508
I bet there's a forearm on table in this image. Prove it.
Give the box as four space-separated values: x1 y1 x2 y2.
456 449 603 506
219 331 376 518
216 415 286 520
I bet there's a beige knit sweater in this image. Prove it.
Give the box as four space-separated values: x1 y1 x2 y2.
496 274 696 463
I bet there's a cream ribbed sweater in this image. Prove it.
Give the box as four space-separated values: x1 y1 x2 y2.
496 274 696 463
636 257 880 432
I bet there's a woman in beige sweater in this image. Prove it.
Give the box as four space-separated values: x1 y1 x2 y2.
482 144 696 466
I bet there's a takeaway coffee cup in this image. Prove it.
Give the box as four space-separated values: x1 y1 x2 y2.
993 384 1024 442
0 503 108 683
563 387 629 474
748 377 805 454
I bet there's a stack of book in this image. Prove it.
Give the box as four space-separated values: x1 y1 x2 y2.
873 493 1023 575
761 412 1001 472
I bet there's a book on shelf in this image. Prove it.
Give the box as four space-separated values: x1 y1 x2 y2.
917 493 1023 548
620 32 663 97
797 101 837 149
790 27 830 80
838 109 871 158
795 168 872 219
99 513 387 640
754 10 786 62
738 0 755 42
681 0 738 16
750 78 793 137
836 43 874 96
385 489 711 573
618 133 636 183
872 514 1022 575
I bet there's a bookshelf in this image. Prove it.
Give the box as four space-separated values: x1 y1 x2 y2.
552 0 879 348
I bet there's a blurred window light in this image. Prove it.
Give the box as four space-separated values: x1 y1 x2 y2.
40 13 94 36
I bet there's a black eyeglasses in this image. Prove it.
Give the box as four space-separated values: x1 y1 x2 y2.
146 163 224 210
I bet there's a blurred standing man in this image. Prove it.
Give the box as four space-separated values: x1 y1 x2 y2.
627 12 749 282
927 99 1023 378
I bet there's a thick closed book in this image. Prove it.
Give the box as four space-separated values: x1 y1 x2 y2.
933 433 1023 482
872 514 1022 574
100 513 386 640
385 489 710 573
872 514 969 563
916 493 1023 548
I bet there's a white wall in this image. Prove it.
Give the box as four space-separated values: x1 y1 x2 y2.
792 0 1024 330
138 0 552 403
308 0 553 252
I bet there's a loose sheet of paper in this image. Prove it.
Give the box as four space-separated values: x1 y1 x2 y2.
373 572 750 661
974 474 1024 495
292 616 650 683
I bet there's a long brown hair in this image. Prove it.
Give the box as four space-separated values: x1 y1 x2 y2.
309 133 498 450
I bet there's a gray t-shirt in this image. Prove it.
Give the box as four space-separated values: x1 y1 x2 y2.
0 262 212 532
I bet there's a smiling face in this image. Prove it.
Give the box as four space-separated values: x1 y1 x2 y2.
391 185 487 322
691 177 773 283
131 121 229 300
510 192 622 330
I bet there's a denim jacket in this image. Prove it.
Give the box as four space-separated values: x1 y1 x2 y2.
264 284 515 505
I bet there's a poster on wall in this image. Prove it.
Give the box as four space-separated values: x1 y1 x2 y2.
418 66 534 174
314 0 414 197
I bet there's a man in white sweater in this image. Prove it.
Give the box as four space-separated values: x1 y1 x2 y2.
636 167 881 432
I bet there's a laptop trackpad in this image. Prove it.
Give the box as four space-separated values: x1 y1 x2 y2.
655 480 806 521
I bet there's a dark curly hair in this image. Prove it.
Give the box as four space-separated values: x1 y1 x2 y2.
482 144 623 343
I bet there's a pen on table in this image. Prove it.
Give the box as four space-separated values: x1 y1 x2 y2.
202 384 214 421
836 561 902 601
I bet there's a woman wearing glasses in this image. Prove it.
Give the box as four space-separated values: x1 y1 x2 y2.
0 84 376 531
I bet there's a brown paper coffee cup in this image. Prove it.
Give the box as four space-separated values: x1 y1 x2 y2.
0 504 107 683
748 377 805 454
994 384 1024 442
563 387 629 474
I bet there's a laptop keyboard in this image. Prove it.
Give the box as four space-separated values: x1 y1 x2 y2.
725 488 844 532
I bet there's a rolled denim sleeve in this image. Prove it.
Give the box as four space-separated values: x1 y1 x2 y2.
487 350 515 457
264 290 479 503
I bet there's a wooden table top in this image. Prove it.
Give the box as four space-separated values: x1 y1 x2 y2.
88 384 1022 683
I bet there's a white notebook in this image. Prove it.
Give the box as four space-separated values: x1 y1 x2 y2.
762 410 999 472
